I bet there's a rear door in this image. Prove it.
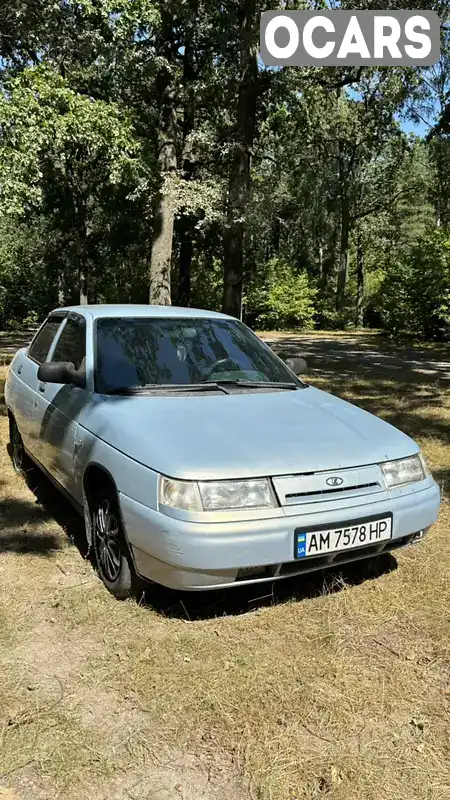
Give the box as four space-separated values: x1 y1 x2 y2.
34 313 89 499
12 314 66 456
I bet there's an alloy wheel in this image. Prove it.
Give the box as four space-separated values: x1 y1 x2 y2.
94 499 122 583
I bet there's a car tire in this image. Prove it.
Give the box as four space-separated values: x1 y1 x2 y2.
91 480 138 600
9 416 34 478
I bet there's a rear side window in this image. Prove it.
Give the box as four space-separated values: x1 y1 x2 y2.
28 318 63 365
51 317 86 371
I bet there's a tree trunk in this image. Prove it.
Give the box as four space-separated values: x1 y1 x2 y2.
336 194 349 311
79 214 93 305
79 270 88 305
272 216 280 256
178 220 193 307
149 83 177 305
435 140 449 229
356 230 364 328
57 272 64 306
320 222 337 292
223 147 247 317
177 38 196 307
222 0 258 318
336 140 350 312
70 176 89 306
78 215 89 305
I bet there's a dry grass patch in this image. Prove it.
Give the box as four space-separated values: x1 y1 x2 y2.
0 347 449 800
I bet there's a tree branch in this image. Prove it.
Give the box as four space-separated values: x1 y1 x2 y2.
352 185 421 222
315 67 364 90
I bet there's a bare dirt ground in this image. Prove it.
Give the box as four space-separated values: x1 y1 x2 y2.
0 331 449 800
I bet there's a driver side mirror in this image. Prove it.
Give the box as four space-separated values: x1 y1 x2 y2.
37 361 86 389
283 356 307 375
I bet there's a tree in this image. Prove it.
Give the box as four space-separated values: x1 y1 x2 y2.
0 66 149 304
0 0 449 339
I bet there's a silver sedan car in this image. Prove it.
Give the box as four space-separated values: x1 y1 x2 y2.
5 305 441 598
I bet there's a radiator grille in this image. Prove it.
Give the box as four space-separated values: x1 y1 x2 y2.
272 465 384 506
285 481 380 500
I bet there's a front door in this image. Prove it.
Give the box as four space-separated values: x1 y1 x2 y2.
15 315 66 456
34 313 89 502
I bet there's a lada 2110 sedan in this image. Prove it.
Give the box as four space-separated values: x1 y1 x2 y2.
5 305 441 598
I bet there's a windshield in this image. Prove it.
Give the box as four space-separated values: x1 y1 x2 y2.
94 317 300 393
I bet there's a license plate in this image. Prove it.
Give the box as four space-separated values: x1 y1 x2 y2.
294 514 392 559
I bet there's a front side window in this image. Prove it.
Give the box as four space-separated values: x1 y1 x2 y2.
95 317 300 393
51 317 86 371
28 317 64 365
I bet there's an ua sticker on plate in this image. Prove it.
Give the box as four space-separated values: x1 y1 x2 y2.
296 533 307 558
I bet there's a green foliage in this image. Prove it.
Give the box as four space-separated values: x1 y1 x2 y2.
189 253 223 312
0 65 148 216
0 216 51 327
377 230 450 339
0 63 155 311
0 1 449 337
246 259 317 331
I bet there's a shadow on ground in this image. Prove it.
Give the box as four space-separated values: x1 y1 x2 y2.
307 371 450 443
0 528 61 555
2 448 399 619
0 327 36 355
269 335 450 389
25 466 90 560
141 553 398 621
433 466 450 498
0 374 6 416
264 335 450 445
0 452 88 560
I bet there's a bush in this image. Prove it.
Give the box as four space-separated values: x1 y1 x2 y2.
377 230 450 339
246 258 317 331
314 304 356 331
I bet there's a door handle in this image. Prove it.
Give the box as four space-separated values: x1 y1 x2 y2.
74 439 83 454
39 382 46 393
17 364 23 375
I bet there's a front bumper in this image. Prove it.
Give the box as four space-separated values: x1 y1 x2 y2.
119 480 441 591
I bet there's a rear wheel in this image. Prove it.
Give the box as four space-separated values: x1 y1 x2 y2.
91 482 137 600
9 417 33 477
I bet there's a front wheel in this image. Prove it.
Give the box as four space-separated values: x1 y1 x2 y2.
92 484 137 600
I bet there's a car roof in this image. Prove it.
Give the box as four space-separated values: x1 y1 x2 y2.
55 304 234 321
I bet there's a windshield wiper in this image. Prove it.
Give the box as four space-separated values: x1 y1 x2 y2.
105 380 300 396
210 379 300 390
105 382 231 396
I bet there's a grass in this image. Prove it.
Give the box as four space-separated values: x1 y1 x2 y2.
0 334 449 800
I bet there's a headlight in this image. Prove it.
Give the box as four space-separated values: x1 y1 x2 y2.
159 476 277 512
381 454 428 488
159 477 202 511
198 478 277 510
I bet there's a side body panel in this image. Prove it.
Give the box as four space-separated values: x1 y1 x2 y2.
5 348 40 455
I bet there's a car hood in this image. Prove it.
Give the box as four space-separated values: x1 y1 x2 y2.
82 386 418 480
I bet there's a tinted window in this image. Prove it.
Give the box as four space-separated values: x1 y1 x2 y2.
95 317 298 393
52 318 86 371
28 318 63 364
